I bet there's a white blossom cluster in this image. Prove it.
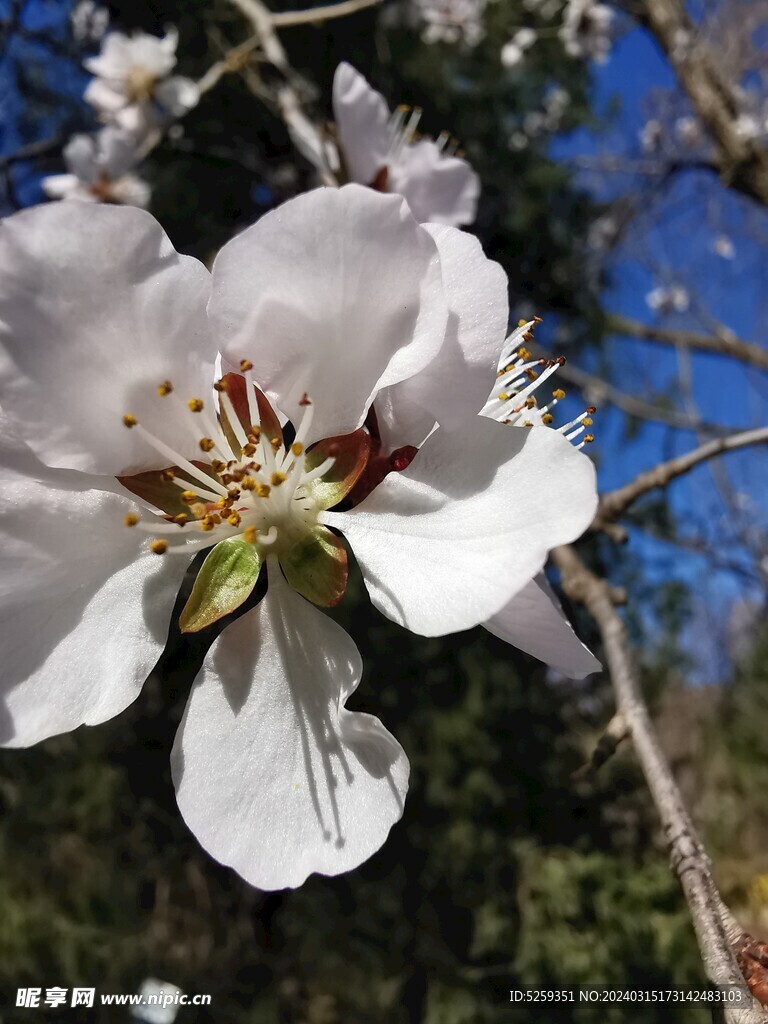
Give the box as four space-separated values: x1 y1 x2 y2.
398 0 487 46
43 24 198 208
646 283 690 314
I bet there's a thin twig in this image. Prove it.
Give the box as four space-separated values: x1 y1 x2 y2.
553 544 768 1024
596 425 768 524
607 314 768 372
271 0 383 28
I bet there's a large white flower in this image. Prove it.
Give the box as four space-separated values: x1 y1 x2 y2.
41 127 150 207
0 185 596 889
84 27 198 133
287 63 480 227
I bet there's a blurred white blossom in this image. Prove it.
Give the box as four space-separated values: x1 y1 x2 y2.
41 128 150 207
646 283 690 314
70 0 109 44
84 28 198 134
559 0 613 62
501 27 537 67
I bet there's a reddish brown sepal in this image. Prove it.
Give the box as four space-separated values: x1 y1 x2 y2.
302 429 371 511
369 166 390 192
218 371 283 453
118 461 218 518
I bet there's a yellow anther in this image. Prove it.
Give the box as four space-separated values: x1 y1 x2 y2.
518 318 528 327
157 380 173 397
188 398 204 413
180 490 198 505
248 427 261 441
498 391 510 401
199 437 215 452
200 520 215 532
227 512 242 527
271 471 286 486
583 416 593 426
239 359 253 373
241 477 257 491
173 513 188 526
150 539 168 555
584 434 595 443
122 414 137 428
124 513 139 527
542 413 554 425
242 443 257 457
211 459 226 474
552 389 566 400
256 483 271 498
291 442 304 456
243 525 258 544
525 369 538 380
517 347 531 360
161 469 175 481
270 437 281 451
523 420 534 427
213 379 228 392
524 397 537 409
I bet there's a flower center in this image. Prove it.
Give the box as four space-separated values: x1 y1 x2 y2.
125 65 159 103
119 369 335 558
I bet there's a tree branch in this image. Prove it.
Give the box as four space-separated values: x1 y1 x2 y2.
638 0 768 207
596 425 768 524
552 544 768 1023
271 0 383 28
607 314 768 372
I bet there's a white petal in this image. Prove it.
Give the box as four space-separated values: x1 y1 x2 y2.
0 202 214 475
84 76 129 113
484 573 601 677
324 420 598 636
109 174 151 208
154 75 199 115
172 567 408 890
332 62 391 184
98 125 140 178
63 133 99 182
0 462 187 747
390 139 480 227
41 174 82 199
376 223 508 449
210 185 448 442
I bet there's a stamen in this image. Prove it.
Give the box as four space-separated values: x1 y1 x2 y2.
188 398 204 413
131 423 229 497
150 539 168 554
124 513 139 527
157 380 173 397
300 456 335 485
220 391 250 451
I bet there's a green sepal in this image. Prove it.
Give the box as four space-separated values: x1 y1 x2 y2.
180 536 263 633
302 429 371 510
280 527 348 607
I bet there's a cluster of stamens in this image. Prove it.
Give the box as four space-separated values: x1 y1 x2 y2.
481 318 596 449
387 105 464 162
121 364 334 556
